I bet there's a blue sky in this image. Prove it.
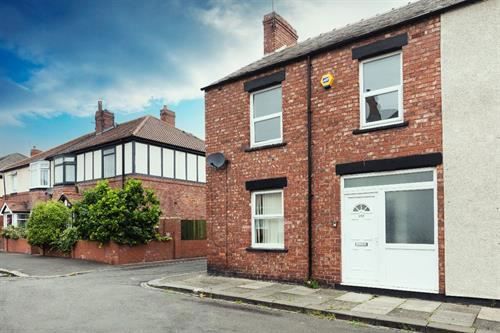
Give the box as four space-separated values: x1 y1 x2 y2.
0 0 408 156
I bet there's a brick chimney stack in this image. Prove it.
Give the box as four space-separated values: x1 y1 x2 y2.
263 12 298 55
30 146 42 157
160 105 175 127
95 100 115 133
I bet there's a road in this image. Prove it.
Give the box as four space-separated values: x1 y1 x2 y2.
0 254 401 332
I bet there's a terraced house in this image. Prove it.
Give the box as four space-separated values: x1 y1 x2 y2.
0 102 207 258
203 0 499 300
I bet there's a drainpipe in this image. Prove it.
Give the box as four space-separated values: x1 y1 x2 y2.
306 55 313 281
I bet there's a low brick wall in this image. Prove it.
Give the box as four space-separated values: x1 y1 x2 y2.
72 240 174 265
178 240 207 259
2 238 35 254
2 236 199 264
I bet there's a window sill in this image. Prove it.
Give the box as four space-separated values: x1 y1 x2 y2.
352 121 409 135
246 247 288 253
244 142 287 153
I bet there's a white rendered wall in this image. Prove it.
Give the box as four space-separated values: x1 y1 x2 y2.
441 0 500 299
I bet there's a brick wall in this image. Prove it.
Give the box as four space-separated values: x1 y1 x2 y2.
205 16 444 290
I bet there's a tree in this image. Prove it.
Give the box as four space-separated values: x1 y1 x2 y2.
27 201 71 251
73 179 161 245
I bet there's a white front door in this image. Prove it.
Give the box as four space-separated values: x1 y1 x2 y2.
342 193 382 286
341 169 438 293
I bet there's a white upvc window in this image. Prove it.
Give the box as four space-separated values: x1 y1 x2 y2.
10 172 18 193
359 51 403 129
250 85 282 147
30 161 50 189
15 213 30 228
251 189 284 249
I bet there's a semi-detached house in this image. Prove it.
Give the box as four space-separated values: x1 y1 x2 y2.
1 102 207 258
203 0 499 300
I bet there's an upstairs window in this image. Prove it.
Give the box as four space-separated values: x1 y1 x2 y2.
10 172 18 193
54 156 75 184
360 52 403 129
30 161 50 189
102 148 116 178
250 85 282 147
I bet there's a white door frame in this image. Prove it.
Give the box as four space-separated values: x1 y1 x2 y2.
340 167 439 293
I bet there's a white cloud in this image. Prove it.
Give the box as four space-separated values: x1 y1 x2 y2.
0 0 410 127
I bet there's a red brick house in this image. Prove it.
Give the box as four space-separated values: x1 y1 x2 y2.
203 0 499 299
1 102 207 259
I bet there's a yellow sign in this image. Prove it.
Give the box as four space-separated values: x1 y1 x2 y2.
320 73 334 89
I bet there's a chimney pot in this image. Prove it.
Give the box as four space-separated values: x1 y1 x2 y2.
160 105 176 127
263 12 298 55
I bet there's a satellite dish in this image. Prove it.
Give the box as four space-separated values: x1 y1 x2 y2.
207 152 227 170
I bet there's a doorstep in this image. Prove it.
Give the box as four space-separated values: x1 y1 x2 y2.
148 273 500 333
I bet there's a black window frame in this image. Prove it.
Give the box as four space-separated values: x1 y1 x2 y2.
54 155 76 185
102 146 116 179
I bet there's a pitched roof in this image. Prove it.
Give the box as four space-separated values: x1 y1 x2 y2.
202 0 475 90
1 116 205 172
0 153 28 171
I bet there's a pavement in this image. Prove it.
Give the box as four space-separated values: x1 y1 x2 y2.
0 252 403 332
0 252 108 276
148 273 500 333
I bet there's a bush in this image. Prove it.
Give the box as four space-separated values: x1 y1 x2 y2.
56 226 80 253
73 179 162 246
27 201 71 250
0 225 27 240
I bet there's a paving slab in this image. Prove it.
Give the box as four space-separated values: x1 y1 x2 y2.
281 285 319 296
238 281 275 289
388 308 432 322
430 309 477 327
427 321 476 333
261 291 334 308
478 307 500 322
474 318 500 332
310 300 359 312
399 299 441 313
351 296 405 315
336 292 373 303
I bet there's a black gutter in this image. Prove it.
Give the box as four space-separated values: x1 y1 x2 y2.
306 55 313 281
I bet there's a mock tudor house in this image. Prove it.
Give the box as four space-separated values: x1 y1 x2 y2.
0 102 207 257
203 0 499 300
0 153 28 228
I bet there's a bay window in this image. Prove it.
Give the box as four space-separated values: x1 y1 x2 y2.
360 52 403 129
250 85 282 147
251 190 284 249
30 161 50 189
54 156 76 184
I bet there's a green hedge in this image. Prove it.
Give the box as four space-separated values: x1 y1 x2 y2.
1 225 27 240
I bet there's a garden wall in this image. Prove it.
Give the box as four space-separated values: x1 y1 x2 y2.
72 240 174 265
2 238 37 254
